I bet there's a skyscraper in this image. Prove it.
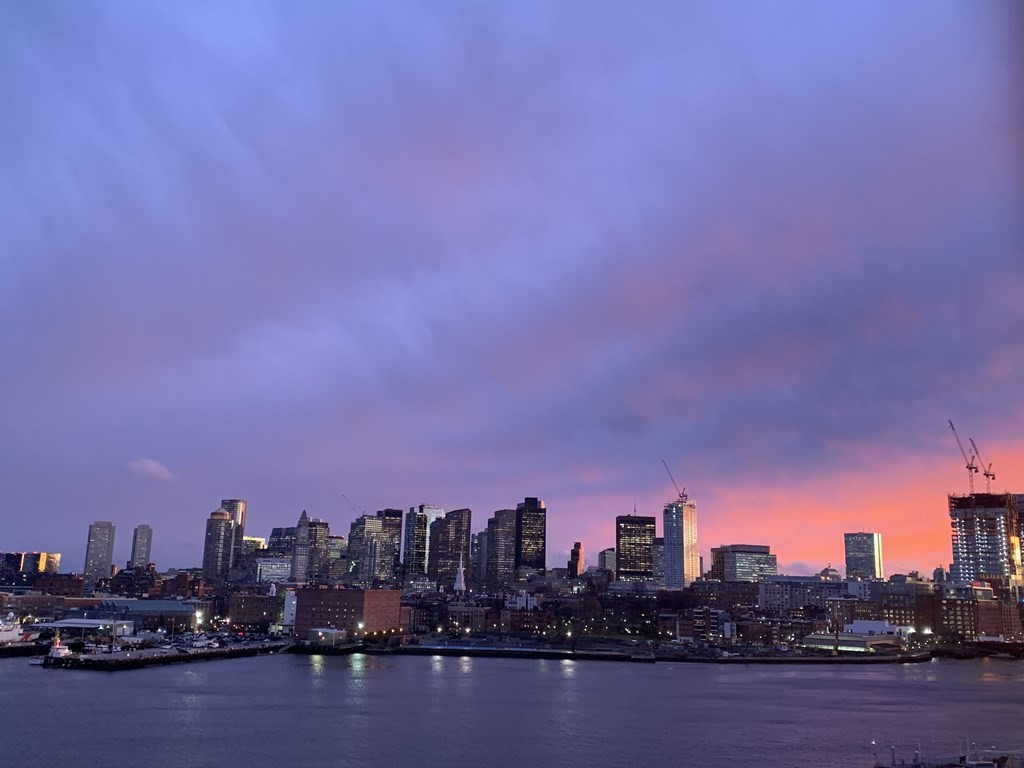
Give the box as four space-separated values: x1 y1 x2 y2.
84 521 116 586
428 508 471 591
567 541 585 577
129 524 153 569
291 510 311 581
710 544 777 581
485 509 517 590
515 497 546 573
403 504 445 579
376 508 404 583
220 499 247 569
307 518 331 581
663 499 699 589
201 509 233 585
843 532 883 580
598 548 616 572
949 493 1022 584
615 515 656 582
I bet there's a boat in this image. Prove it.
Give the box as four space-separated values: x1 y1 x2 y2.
28 657 45 666
48 631 73 660
0 612 23 645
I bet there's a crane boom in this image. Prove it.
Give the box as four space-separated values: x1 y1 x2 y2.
342 494 362 516
968 437 995 493
948 420 978 494
661 458 687 502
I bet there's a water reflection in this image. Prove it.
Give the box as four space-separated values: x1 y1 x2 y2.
560 659 576 679
309 654 325 683
459 657 473 674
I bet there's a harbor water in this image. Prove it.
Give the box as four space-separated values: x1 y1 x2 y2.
4 653 1023 767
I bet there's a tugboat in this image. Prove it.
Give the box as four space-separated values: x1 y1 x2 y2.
47 631 73 661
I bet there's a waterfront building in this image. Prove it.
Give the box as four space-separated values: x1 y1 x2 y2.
220 499 247 569
663 499 699 588
948 493 1023 584
568 541 584 577
844 532 883 580
485 509 517 590
291 510 311 581
710 544 778 582
515 497 546 572
84 521 116 587
227 593 283 630
201 508 233 585
293 587 401 636
403 504 445 579
598 547 616 573
428 508 472 591
129 524 153 569
615 515 656 582
758 574 847 617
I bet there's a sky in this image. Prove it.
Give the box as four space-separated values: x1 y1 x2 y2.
2 2 1023 576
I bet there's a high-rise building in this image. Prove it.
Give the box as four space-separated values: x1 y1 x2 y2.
291 511 311 581
844 532 883 580
598 548 616 572
403 504 445 579
567 541 585 577
267 527 297 558
428 508 472 591
376 509 404 583
652 537 665 587
615 515 656 582
350 514 397 585
220 499 247 569
129 524 153 569
949 493 1022 584
307 518 331 581
515 497 546 573
710 544 778 582
84 521 116 586
201 509 233 585
485 509 517 590
664 499 699 589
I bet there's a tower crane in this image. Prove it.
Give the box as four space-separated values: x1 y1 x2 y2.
968 438 995 494
661 458 687 502
342 494 363 517
947 420 978 494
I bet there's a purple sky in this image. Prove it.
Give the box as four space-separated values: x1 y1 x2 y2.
2 3 1022 576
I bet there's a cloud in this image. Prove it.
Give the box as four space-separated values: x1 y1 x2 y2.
127 458 173 482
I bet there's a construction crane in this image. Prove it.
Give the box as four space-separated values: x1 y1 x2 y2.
661 458 687 502
947 420 978 494
342 494 363 517
968 437 996 494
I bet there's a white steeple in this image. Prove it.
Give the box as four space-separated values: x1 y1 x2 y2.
454 553 466 594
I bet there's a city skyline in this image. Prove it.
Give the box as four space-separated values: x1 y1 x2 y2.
2 4 1022 576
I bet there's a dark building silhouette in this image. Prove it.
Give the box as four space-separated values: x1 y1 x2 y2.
486 509 517 590
615 515 656 582
568 541 584 577
428 508 471 591
201 509 233 585
515 497 546 573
